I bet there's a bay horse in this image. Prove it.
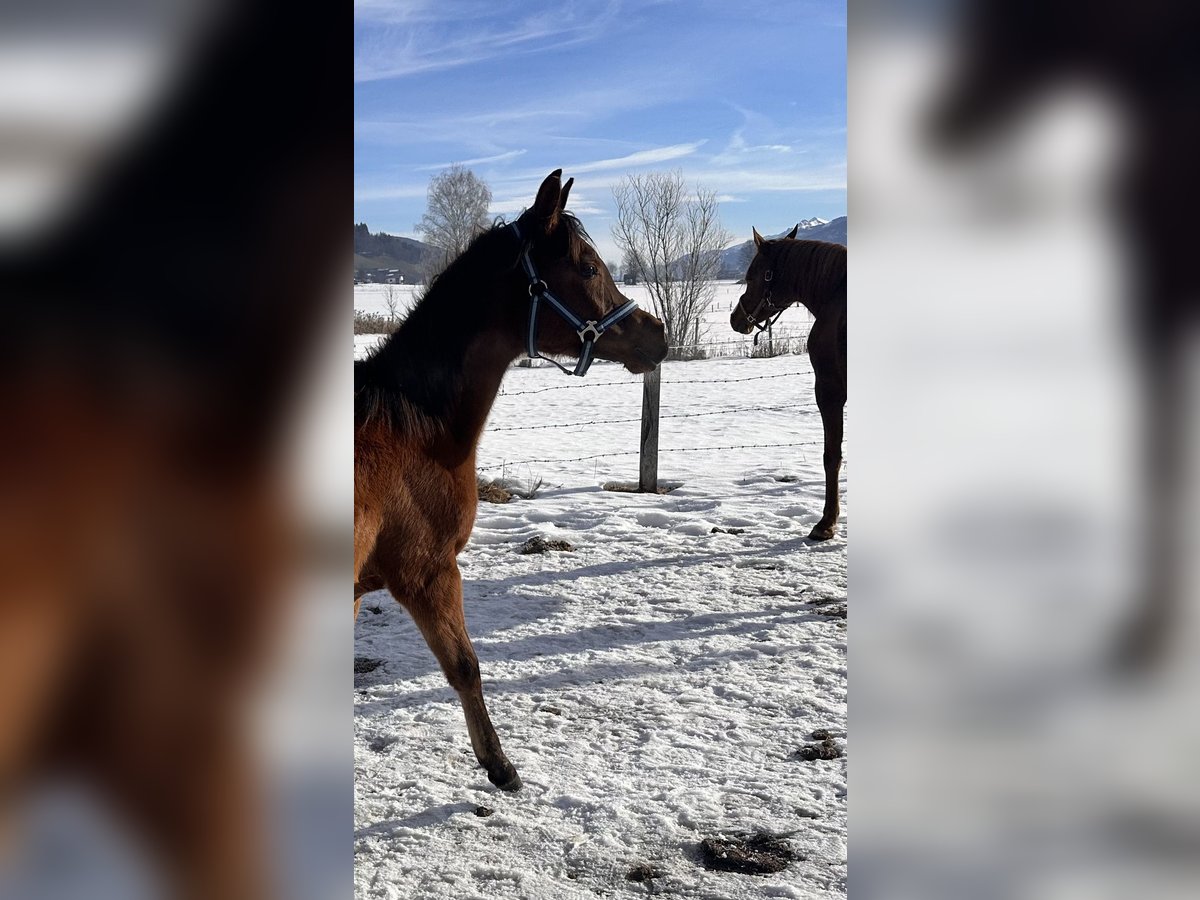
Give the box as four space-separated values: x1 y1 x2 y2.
731 228 847 541
354 170 668 790
928 0 1199 669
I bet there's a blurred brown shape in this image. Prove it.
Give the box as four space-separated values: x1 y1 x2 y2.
928 0 1200 671
0 1 345 897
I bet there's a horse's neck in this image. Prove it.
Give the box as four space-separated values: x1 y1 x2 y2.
783 246 845 320
795 281 843 320
451 332 520 445
385 273 522 448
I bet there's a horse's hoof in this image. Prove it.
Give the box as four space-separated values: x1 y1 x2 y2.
489 767 522 792
808 525 835 541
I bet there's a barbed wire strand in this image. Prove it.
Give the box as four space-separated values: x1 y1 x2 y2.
487 403 804 432
666 338 807 350
482 441 820 468
500 368 806 397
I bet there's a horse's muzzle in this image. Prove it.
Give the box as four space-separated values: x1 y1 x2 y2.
730 299 755 334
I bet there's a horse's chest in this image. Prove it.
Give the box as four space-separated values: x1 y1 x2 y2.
398 464 475 554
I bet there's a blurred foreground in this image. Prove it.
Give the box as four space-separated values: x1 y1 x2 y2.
853 1 1200 898
0 2 348 899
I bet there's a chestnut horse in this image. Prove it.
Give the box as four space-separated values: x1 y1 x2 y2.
731 228 847 541
354 170 668 790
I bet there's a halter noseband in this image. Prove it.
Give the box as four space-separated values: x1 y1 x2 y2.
509 221 638 377
736 269 789 333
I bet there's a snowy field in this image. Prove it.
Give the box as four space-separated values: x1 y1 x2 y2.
353 287 846 899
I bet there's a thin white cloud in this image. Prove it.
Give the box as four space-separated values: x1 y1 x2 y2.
488 195 535 216
353 80 692 151
352 0 461 25
353 182 429 202
414 149 527 171
689 165 846 194
564 141 707 175
355 2 622 82
489 197 605 217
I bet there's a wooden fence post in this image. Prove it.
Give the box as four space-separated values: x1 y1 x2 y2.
639 367 661 492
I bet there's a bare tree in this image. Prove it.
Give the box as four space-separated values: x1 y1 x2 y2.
382 283 401 321
611 171 731 357
415 164 492 285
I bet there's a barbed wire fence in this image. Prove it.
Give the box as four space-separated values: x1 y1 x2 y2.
478 365 819 489
356 283 823 489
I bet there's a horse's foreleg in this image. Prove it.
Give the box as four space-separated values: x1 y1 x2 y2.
400 567 521 791
810 381 845 541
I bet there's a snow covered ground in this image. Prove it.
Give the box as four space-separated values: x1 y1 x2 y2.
354 290 846 899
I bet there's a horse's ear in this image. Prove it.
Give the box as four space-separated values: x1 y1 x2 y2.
752 227 765 249
558 177 574 212
785 224 799 240
532 169 563 233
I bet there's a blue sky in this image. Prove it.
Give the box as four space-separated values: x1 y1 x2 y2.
355 0 845 262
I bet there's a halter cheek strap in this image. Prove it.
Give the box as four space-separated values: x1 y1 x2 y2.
736 271 789 334
509 221 638 377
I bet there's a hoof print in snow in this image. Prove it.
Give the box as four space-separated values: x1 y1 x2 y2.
804 596 847 618
795 737 842 761
367 735 395 753
775 474 800 483
474 806 494 818
519 536 574 554
698 833 795 875
710 526 745 535
354 657 384 674
364 604 382 615
626 863 663 882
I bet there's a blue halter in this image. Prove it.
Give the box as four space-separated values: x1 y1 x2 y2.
509 221 638 377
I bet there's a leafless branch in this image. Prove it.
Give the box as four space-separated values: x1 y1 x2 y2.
611 170 731 357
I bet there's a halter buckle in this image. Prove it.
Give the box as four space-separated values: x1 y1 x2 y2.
528 279 548 297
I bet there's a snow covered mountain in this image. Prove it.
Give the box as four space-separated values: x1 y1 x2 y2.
716 216 846 279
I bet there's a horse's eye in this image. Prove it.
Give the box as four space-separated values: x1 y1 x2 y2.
582 264 598 279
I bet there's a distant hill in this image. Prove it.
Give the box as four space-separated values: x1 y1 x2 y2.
716 216 847 279
354 223 432 283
